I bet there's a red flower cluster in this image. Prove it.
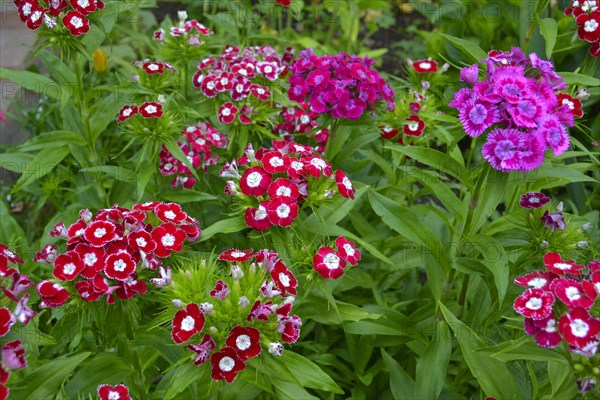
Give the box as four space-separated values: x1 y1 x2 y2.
34 203 199 306
193 45 295 124
170 249 301 383
0 244 36 339
153 11 212 44
97 384 131 400
273 103 330 154
565 1 600 57
313 237 361 279
288 48 395 120
116 101 163 123
159 121 229 189
14 0 104 36
220 140 356 230
514 253 599 355
0 339 28 399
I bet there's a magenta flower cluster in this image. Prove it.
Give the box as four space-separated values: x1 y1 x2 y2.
450 48 578 172
287 49 395 120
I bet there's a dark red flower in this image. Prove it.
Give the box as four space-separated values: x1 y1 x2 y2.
239 166 272 196
210 280 230 300
403 115 425 137
155 202 188 223
513 288 555 320
412 59 438 73
36 281 70 308
139 102 163 118
62 10 90 36
2 340 27 370
244 204 272 231
267 178 299 200
335 236 361 265
104 253 136 281
53 251 84 281
117 105 138 123
187 334 216 366
171 303 205 344
210 347 246 383
97 384 131 400
218 102 238 124
0 308 14 337
544 252 585 275
225 326 262 361
267 197 298 227
74 243 105 278
218 249 254 263
270 260 297 295
151 223 187 258
519 192 551 208
558 307 600 348
514 271 557 291
335 170 355 199
313 247 346 279
84 220 117 247
143 61 164 75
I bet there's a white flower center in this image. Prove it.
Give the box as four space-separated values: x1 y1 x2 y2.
195 138 206 146
84 253 97 266
220 77 229 85
264 65 273 73
300 115 310 124
181 316 195 331
31 10 41 21
113 259 127 272
528 277 547 289
276 186 291 197
343 243 355 256
63 263 76 275
562 99 575 110
22 3 32 15
255 206 268 220
408 122 419 131
257 88 265 95
77 0 90 7
236 334 251 350
219 356 235 372
565 286 581 301
584 20 599 32
276 204 290 218
545 319 557 333
525 297 542 310
269 157 284 167
323 253 341 270
94 228 107 238
342 176 353 189
570 319 590 337
136 237 147 247
419 62 432 70
554 262 572 270
108 391 120 400
123 109 132 117
310 158 326 169
246 171 263 188
4 249 14 258
291 161 303 170
222 108 231 116
162 234 175 247
206 81 215 90
279 272 291 287
148 64 159 71
236 84 244 92
164 210 176 220
71 16 83 29
145 105 157 114
230 251 246 258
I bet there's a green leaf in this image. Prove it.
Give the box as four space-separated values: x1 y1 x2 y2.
0 68 61 100
64 353 134 398
200 216 247 242
439 303 521 399
164 361 204 400
81 165 138 183
88 93 128 142
539 18 557 58
9 352 91 399
275 351 343 394
471 168 508 234
558 72 600 86
11 146 70 193
137 161 155 200
381 348 415 400
163 139 199 180
160 190 218 203
17 130 86 152
415 322 452 399
437 33 487 63
468 235 509 304
0 153 34 173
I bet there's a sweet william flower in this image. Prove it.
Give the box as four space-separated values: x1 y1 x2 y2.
557 93 584 117
313 247 346 279
267 178 300 200
53 251 84 281
218 102 238 124
412 59 438 73
270 261 297 296
210 347 246 383
155 202 187 224
104 253 136 281
514 271 557 290
171 303 205 344
244 204 271 231
541 210 567 232
550 278 596 309
239 166 271 197
558 307 600 348
225 326 262 361
139 102 163 118
2 340 27 370
524 316 562 348
143 61 164 75
62 10 90 36
188 334 216 366
519 192 550 209
83 220 117 247
268 341 284 356
0 309 14 337
267 197 298 227
513 288 555 320
219 249 254 263
335 170 356 199
152 223 187 258
247 300 274 321
543 252 584 275
97 384 131 400
69 0 103 15
335 236 361 265
210 280 230 300
37 281 70 308
74 243 105 278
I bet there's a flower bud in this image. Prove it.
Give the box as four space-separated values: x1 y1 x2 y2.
576 88 590 100
178 11 188 21
157 94 166 104
540 240 549 248
132 75 140 83
93 49 108 74
581 222 592 231
200 302 214 315
324 190 334 199
577 378 596 393
172 299 183 308
283 296 295 305
268 342 284 356
576 241 589 248
224 181 238 196
556 201 564 212
238 296 250 308
441 63 450 72
209 326 217 333
421 81 431 91
230 265 244 280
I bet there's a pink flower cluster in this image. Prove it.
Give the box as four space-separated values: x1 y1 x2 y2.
14 0 104 36
171 249 301 383
272 103 330 154
450 48 584 172
514 253 599 356
287 48 395 119
34 202 199 306
313 237 361 279
193 45 295 124
220 140 356 230
0 245 36 339
0 339 27 399
565 1 600 57
159 121 229 189
153 11 213 46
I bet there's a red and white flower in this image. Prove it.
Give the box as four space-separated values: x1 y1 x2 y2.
302 156 332 177
267 178 299 200
117 104 138 123
550 278 596 309
544 252 585 275
53 252 84 281
247 300 274 321
139 102 164 118
67 219 87 238
514 271 557 290
210 347 246 383
524 316 562 348
558 307 600 348
335 236 361 265
97 384 131 400
152 223 187 258
218 102 238 124
0 308 14 337
239 166 271 196
69 0 102 15
62 10 90 36
261 151 289 174
143 61 164 75
74 243 105 278
2 340 27 370
250 84 271 101
278 315 302 343
270 260 297 295
267 197 298 227
403 115 425 137
84 220 117 247
171 303 205 344
36 281 70 308
187 334 216 365
557 93 584 117
219 249 254 263
257 61 280 80
412 58 438 73
127 230 156 254
210 280 230 300
104 253 136 281
313 247 346 279
576 11 600 43
215 72 235 92
513 288 555 320
244 204 271 231
225 326 262 361
155 202 187 223
335 170 356 199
